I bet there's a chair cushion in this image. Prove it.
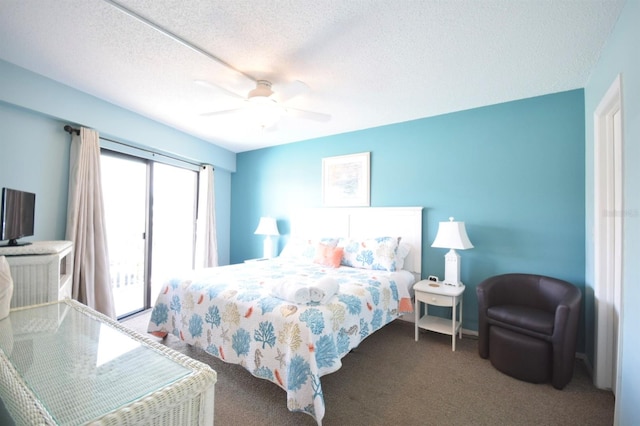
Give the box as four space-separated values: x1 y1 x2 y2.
487 305 554 335
489 326 551 383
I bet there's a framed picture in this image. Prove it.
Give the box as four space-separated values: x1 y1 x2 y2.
322 152 370 206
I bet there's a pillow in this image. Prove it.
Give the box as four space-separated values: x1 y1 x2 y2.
338 236 400 271
395 241 411 271
279 237 339 261
313 244 344 268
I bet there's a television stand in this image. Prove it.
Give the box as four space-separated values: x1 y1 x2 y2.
0 241 73 308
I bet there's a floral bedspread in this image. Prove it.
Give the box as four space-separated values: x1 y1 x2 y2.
147 258 413 425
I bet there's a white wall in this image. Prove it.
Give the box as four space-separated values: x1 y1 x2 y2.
584 0 640 421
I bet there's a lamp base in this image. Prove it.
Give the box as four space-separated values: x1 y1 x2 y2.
443 249 463 286
263 237 275 259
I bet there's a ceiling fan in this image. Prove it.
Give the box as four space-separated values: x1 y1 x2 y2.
101 1 330 131
196 79 331 130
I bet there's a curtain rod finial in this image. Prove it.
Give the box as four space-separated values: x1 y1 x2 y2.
64 125 80 135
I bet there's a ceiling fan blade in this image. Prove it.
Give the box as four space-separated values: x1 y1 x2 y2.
194 80 245 100
200 107 245 117
285 107 331 122
275 80 310 103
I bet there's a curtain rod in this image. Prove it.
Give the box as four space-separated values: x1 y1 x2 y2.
63 125 208 169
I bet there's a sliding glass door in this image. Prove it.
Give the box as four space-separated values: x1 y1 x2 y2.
101 153 147 318
149 163 198 302
101 150 198 318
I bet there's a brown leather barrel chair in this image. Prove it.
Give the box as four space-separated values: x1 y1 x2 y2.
476 273 582 389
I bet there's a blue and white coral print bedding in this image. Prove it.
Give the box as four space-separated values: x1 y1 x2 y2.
147 258 414 425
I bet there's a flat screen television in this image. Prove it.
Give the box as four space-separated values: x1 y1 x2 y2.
1 187 36 247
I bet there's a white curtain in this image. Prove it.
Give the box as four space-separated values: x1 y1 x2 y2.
195 164 218 268
65 127 116 318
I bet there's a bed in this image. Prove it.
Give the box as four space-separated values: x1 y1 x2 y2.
147 207 423 424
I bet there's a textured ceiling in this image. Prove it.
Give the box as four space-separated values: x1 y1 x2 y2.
0 0 625 153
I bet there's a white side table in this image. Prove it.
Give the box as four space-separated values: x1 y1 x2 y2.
414 279 465 351
0 241 74 308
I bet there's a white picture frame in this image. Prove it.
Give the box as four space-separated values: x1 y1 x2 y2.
322 152 370 206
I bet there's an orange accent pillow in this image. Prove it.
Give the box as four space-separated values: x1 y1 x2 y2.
313 244 344 268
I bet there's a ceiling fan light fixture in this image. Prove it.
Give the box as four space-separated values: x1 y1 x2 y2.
248 95 275 105
248 80 274 98
245 80 282 128
247 98 283 129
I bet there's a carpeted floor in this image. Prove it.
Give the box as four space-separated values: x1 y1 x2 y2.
122 311 614 426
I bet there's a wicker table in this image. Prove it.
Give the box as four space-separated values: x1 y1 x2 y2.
0 299 216 425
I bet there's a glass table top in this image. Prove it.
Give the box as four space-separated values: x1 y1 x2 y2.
0 301 190 425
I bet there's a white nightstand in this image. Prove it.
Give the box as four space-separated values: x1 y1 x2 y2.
414 279 465 351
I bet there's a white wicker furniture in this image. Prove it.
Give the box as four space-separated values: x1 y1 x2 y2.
0 241 73 308
0 299 216 425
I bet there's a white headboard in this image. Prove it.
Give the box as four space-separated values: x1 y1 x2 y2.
290 207 423 275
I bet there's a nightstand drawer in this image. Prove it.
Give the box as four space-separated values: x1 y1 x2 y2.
416 292 452 307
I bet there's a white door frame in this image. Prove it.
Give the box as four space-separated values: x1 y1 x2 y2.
593 74 623 393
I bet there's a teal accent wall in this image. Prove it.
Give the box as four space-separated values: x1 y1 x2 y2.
584 0 640 421
232 90 586 343
0 59 234 264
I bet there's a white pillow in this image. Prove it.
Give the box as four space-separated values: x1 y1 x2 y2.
395 241 411 271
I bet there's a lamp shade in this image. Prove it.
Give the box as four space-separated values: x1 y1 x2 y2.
431 217 473 250
254 217 280 236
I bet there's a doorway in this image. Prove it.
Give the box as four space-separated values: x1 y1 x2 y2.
101 150 198 318
593 74 623 394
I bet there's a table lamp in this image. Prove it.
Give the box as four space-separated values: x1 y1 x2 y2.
254 217 280 258
431 217 473 286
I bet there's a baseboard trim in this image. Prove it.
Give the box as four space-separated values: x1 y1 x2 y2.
576 352 593 377
462 328 478 338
